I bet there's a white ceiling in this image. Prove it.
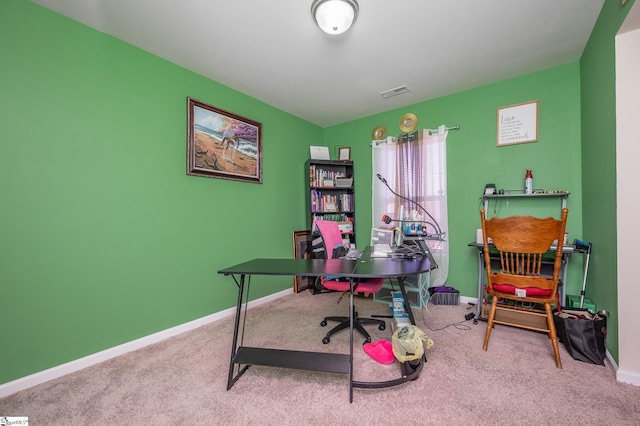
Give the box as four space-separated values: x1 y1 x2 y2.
32 0 606 127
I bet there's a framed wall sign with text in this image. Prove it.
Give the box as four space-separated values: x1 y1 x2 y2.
338 147 351 160
497 100 538 146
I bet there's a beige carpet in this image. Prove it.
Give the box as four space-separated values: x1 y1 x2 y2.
1 289 639 425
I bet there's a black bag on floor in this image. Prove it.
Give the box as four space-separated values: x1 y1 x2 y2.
553 308 607 365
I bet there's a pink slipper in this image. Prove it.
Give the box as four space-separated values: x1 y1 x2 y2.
363 340 395 364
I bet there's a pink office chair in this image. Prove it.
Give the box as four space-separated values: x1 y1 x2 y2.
315 220 386 344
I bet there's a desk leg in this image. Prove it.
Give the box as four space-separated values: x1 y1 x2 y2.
476 248 485 319
227 273 247 391
349 278 354 403
561 253 570 306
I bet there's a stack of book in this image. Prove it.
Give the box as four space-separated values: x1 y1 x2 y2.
309 165 347 188
309 190 354 212
392 291 411 328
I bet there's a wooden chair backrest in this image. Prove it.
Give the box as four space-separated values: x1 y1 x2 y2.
480 208 568 292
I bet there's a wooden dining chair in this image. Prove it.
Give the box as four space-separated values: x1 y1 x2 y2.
480 208 569 368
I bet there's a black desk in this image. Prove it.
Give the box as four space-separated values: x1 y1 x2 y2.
218 251 433 402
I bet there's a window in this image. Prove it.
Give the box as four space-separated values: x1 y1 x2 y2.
372 129 449 286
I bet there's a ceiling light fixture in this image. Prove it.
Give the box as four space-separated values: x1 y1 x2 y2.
311 0 359 35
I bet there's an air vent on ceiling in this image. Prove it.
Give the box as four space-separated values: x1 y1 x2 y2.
380 85 410 99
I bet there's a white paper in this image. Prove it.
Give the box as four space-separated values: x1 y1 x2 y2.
309 145 330 160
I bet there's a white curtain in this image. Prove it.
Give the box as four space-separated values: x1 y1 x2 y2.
371 128 449 287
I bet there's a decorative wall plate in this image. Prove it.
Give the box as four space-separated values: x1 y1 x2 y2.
399 113 418 133
372 125 387 140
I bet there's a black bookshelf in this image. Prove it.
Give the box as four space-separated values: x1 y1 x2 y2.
306 159 356 246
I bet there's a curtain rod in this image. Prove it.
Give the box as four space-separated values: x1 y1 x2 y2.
428 125 460 135
370 125 460 146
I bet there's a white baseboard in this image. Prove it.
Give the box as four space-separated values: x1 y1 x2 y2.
0 288 291 398
459 295 477 305
608 346 640 386
617 367 640 386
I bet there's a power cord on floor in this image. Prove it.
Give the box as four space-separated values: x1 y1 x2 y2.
417 302 475 331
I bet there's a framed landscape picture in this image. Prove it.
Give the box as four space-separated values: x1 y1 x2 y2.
293 230 312 293
187 97 263 183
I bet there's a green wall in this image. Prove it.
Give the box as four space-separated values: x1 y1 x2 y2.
1 0 630 385
326 63 584 306
579 0 636 363
0 1 320 384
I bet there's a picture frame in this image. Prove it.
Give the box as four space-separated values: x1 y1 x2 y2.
338 147 351 160
187 97 263 183
293 230 312 293
497 100 538 146
309 145 331 160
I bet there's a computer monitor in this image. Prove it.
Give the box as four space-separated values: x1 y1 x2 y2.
371 228 394 246
394 227 404 248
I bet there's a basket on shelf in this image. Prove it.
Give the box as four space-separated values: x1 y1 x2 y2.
335 178 353 188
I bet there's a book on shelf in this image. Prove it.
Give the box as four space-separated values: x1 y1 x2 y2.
309 165 347 188
310 190 353 213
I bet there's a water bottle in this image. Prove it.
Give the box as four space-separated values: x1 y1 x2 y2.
524 169 533 194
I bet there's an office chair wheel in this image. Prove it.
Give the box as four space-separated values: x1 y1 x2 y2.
322 336 330 344
320 320 327 327
363 337 371 344
378 323 386 331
